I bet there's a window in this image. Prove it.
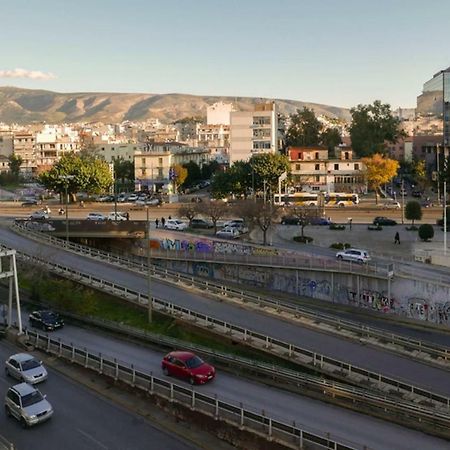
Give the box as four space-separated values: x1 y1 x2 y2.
315 152 319 160
315 175 320 182
345 152 349 160
334 164 339 170
355 163 359 170
315 164 320 170
295 163 301 170
159 157 163 165
141 169 146 176
141 158 146 165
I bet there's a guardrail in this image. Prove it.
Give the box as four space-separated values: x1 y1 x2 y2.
5 242 450 415
11 224 450 371
25 329 363 450
0 435 15 450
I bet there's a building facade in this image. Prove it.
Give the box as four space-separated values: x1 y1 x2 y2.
229 102 278 165
207 102 234 125
13 132 36 175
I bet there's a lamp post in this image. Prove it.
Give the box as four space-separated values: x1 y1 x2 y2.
437 144 441 205
401 179 405 225
444 181 447 256
146 206 152 323
59 175 74 241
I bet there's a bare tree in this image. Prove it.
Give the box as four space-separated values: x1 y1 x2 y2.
291 205 318 238
195 200 228 232
233 199 280 245
178 204 197 226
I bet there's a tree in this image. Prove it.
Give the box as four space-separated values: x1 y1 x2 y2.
418 224 434 242
182 161 202 187
320 127 342 153
210 170 234 199
291 206 318 238
286 107 322 147
201 160 221 180
8 154 22 179
405 200 422 227
210 161 253 199
114 159 134 183
349 100 404 157
178 204 197 226
233 199 280 245
412 159 427 191
171 164 188 193
195 200 228 232
361 153 399 204
249 153 290 198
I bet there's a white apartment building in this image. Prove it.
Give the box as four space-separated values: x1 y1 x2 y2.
95 143 139 164
229 102 278 164
289 146 366 193
207 102 234 125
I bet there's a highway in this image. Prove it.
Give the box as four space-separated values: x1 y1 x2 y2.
8 314 450 450
1 226 450 399
0 339 198 450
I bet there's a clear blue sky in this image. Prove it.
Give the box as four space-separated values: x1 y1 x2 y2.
1 0 449 108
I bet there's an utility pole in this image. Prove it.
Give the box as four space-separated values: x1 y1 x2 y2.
401 179 405 224
146 207 152 323
437 144 440 205
59 175 74 241
444 181 447 256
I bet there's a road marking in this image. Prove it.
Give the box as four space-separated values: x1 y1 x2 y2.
77 428 108 449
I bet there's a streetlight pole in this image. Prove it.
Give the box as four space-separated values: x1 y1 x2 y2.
437 144 440 205
59 175 74 242
444 181 447 256
146 206 152 323
401 179 405 225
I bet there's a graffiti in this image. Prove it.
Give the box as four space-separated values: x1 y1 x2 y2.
193 263 212 278
213 242 252 255
348 290 396 313
252 247 278 257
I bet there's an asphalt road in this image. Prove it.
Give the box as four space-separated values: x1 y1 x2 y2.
11 315 450 450
1 228 450 400
0 339 197 450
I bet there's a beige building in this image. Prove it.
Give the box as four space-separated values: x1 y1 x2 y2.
13 132 36 175
289 146 366 193
229 102 278 164
0 131 13 157
96 143 138 164
207 102 234 125
0 155 9 173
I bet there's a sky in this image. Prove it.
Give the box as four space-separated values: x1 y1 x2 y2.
1 0 449 108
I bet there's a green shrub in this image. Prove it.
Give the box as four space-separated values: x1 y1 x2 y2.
293 236 313 243
418 224 434 241
406 225 418 231
368 224 382 231
329 223 345 230
330 242 351 250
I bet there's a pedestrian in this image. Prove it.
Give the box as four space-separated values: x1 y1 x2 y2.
155 218 159 228
168 215 172 220
394 231 400 244
161 217 165 228
348 218 352 230
125 212 130 220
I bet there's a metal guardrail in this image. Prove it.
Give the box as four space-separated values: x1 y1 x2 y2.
25 329 363 450
5 242 450 415
11 224 450 371
0 434 15 450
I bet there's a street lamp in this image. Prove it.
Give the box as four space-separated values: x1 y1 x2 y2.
59 175 74 241
146 206 152 323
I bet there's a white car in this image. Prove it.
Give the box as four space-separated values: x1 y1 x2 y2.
164 219 188 231
29 211 49 220
382 201 401 209
86 212 106 221
336 248 371 264
127 194 139 202
145 198 160 206
223 218 245 228
5 353 48 385
216 227 240 239
107 212 127 221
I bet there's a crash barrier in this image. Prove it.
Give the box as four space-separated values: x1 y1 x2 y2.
0 436 15 450
4 243 450 416
25 330 362 450
11 224 450 371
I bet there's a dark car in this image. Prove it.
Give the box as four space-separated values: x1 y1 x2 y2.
29 310 64 331
162 351 215 385
281 216 300 225
21 199 41 207
373 216 397 226
310 217 331 226
190 218 213 229
412 190 423 198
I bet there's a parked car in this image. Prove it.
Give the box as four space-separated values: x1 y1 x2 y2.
382 201 401 209
190 218 213 229
29 310 64 331
336 248 371 264
281 216 300 225
145 198 160 206
223 218 245 228
373 216 397 226
216 227 240 239
86 212 107 221
412 190 423 198
421 199 433 208
29 210 49 220
127 194 139 202
97 195 114 202
107 212 127 221
21 198 41 207
223 222 249 234
161 351 215 385
164 219 188 231
310 217 331 225
5 353 48 385
5 383 53 427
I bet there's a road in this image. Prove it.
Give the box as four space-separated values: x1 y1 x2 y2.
1 227 450 400
0 339 197 450
8 314 450 450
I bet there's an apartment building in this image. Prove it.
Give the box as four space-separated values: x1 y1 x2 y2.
229 102 278 164
13 132 36 175
289 146 366 193
0 155 9 173
134 142 210 192
0 131 13 157
95 143 139 163
207 102 234 125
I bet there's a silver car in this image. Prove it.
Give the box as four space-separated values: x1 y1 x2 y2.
5 353 48 384
336 248 371 264
5 383 53 427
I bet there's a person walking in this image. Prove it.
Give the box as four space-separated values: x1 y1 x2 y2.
394 231 400 244
155 218 159 229
161 217 166 228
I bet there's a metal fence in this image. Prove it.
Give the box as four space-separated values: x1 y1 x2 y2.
5 242 450 415
0 435 15 450
11 224 450 371
25 330 363 450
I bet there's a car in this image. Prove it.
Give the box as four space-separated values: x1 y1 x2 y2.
421 199 433 208
21 198 41 207
161 351 215 385
86 212 107 221
145 198 160 206
29 211 49 220
29 310 64 331
190 218 213 229
310 217 331 225
412 190 423 198
127 194 139 202
107 212 127 221
281 216 301 225
223 222 249 234
336 248 371 264
373 216 397 226
97 195 114 202
164 219 188 231
5 383 53 427
223 218 245 228
5 353 48 384
216 227 240 239
382 201 401 209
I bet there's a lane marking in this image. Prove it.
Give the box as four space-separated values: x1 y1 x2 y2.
77 428 109 449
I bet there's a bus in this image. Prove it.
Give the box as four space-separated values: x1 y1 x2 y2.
325 193 359 207
273 192 318 206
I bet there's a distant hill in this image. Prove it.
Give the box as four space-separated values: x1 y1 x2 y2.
0 86 351 124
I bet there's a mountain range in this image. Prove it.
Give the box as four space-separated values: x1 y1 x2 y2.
0 86 351 124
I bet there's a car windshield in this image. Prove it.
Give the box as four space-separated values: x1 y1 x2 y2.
21 358 41 371
21 390 44 407
41 312 59 322
185 356 204 369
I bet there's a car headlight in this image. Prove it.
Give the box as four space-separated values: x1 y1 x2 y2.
196 374 207 378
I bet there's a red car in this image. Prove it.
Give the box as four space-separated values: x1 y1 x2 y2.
161 351 216 385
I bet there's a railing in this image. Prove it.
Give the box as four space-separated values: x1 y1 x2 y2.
11 223 450 371
25 330 363 450
0 435 15 450
5 242 450 414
